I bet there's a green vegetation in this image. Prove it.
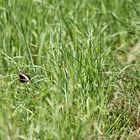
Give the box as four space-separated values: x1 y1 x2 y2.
0 0 140 139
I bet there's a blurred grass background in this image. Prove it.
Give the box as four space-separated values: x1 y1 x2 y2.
0 0 140 139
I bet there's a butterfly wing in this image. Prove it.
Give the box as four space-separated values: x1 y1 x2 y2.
19 73 30 82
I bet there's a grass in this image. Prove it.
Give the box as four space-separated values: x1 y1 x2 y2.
0 0 140 139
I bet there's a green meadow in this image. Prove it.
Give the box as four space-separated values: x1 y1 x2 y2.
0 0 140 139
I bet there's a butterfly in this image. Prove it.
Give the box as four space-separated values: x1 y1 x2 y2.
19 72 31 83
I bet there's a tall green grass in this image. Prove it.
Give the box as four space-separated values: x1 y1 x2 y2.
0 0 140 139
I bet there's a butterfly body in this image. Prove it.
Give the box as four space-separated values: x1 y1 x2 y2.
19 72 30 83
